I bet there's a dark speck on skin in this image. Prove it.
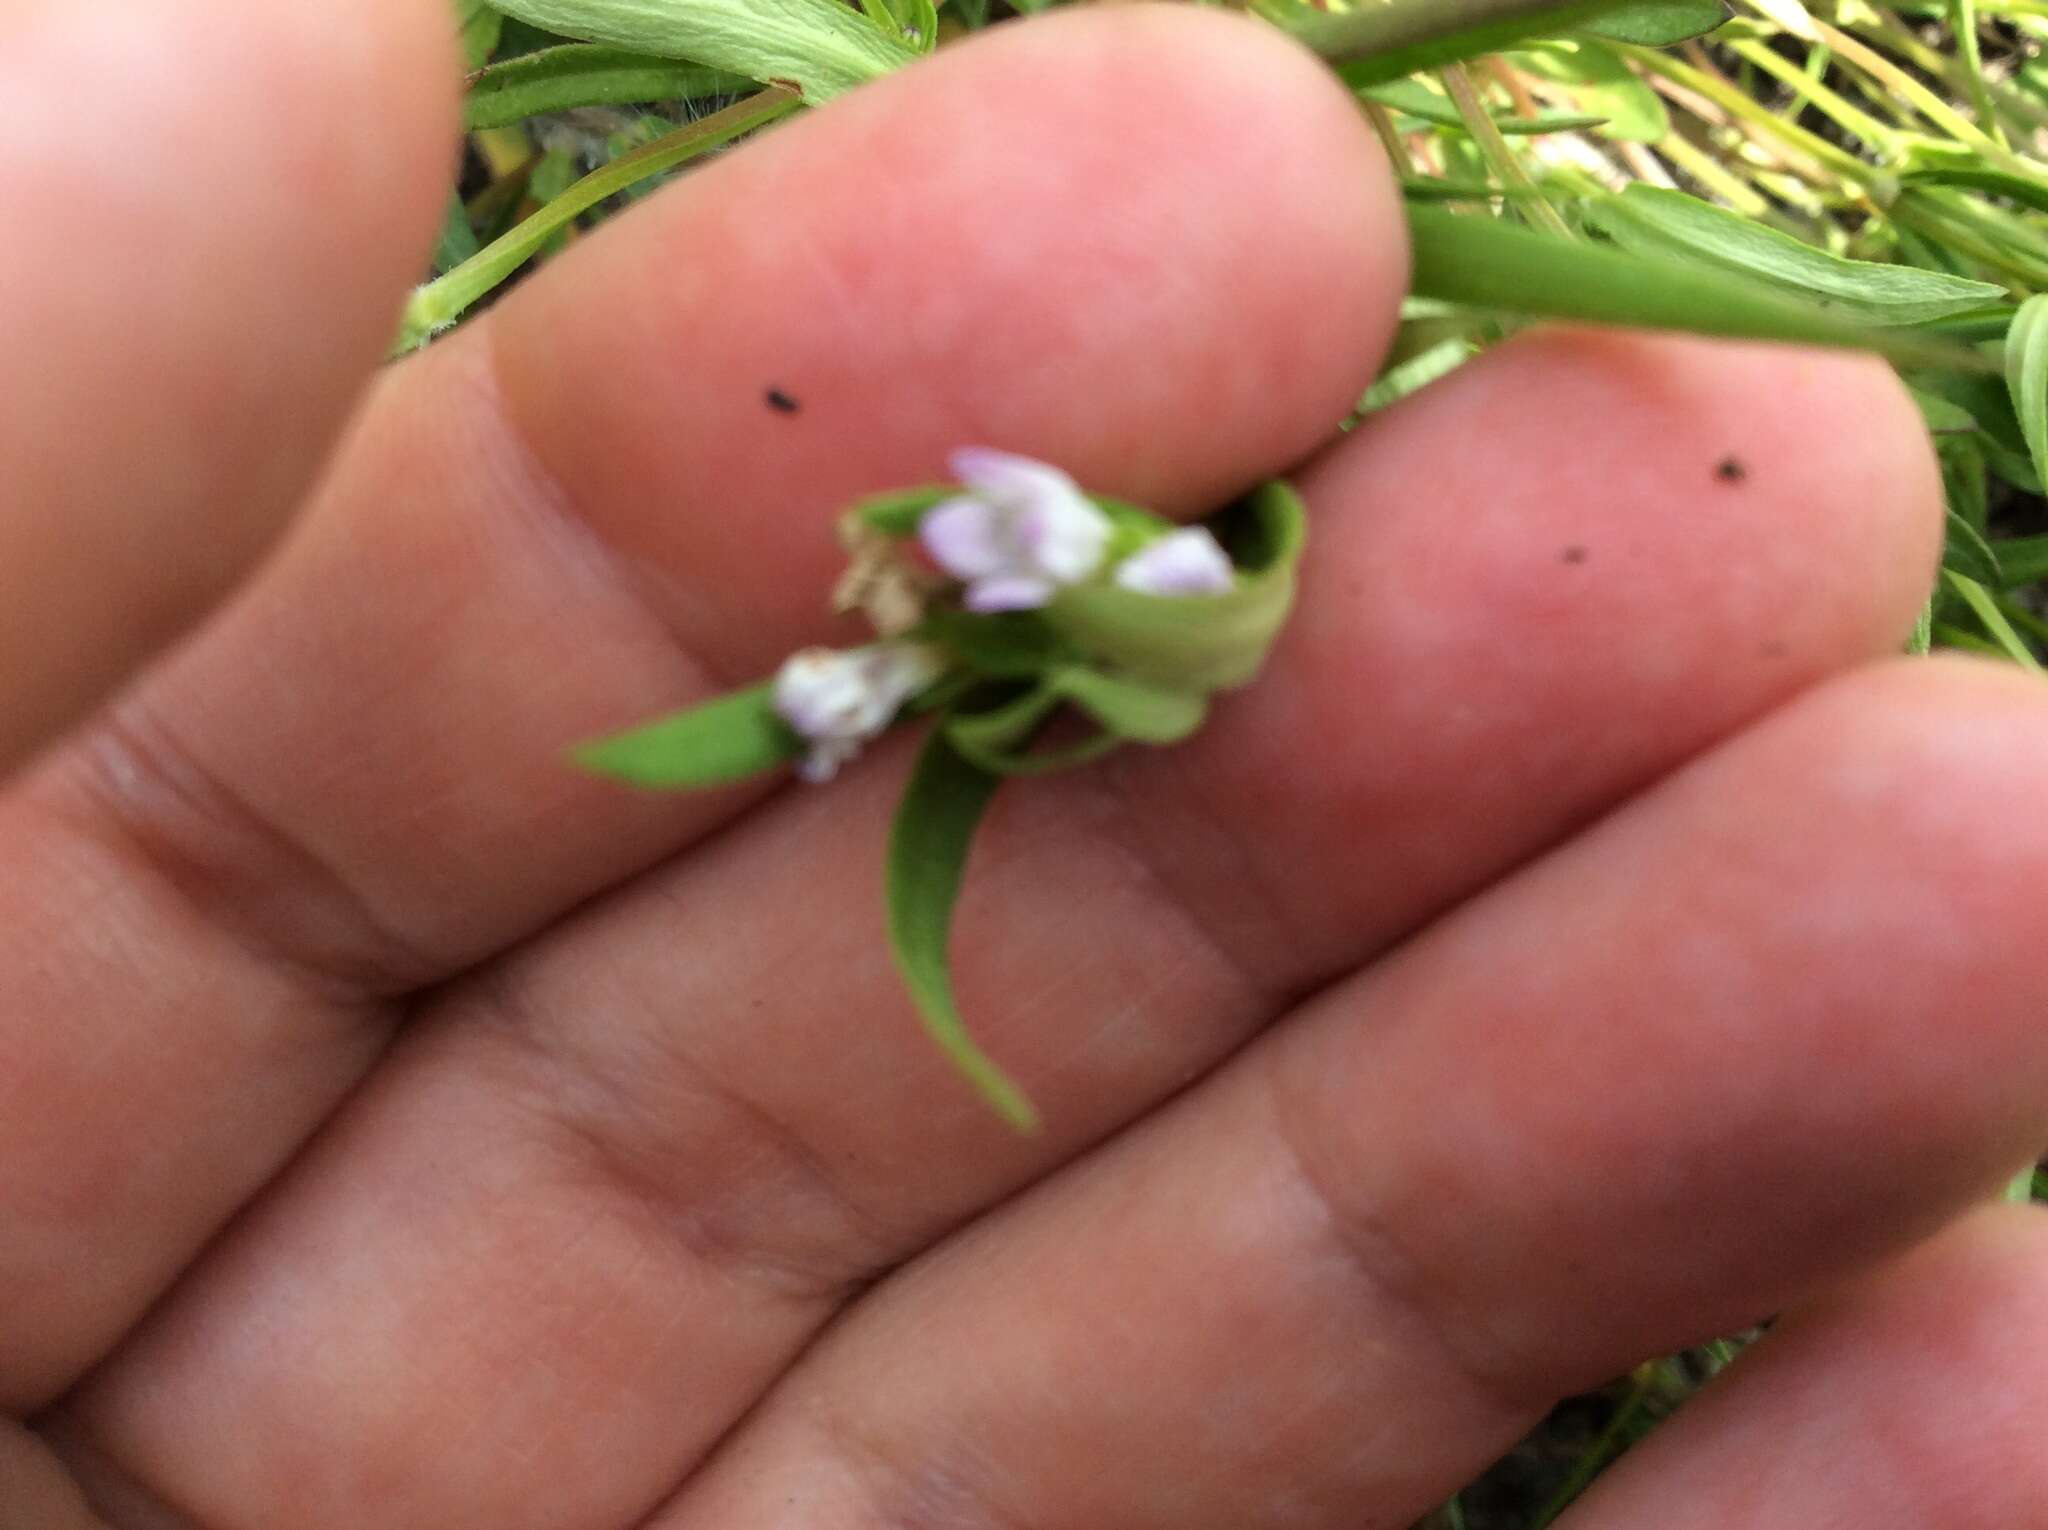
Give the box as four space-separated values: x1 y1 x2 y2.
1715 456 1748 484
1560 545 1589 565
765 386 800 414
1760 639 1789 659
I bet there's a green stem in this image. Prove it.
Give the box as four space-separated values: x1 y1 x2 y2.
1946 0 2011 147
395 88 800 354
1532 1367 1657 1527
1850 7 2048 136
1440 62 1574 237
1810 15 2011 158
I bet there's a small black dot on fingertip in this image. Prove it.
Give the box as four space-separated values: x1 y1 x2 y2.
765 386 801 414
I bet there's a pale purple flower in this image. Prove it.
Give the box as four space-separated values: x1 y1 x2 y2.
919 447 1111 612
1112 528 1237 598
772 641 946 782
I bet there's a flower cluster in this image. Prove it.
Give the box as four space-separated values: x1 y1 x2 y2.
772 448 1236 781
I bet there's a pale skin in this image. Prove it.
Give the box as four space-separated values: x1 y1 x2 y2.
3 2 2046 1526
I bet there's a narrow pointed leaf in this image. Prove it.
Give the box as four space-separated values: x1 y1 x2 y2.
1053 669 1207 744
2004 294 2048 490
488 0 916 102
886 732 1038 1131
1579 0 1726 45
1584 185 2007 325
849 485 952 537
1269 0 1642 85
1944 508 2003 586
464 46 749 130
1406 205 1995 372
1041 481 1308 690
1511 40 1668 141
1944 570 2044 672
573 682 799 787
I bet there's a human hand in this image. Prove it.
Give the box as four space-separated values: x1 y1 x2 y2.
4 5 2045 1527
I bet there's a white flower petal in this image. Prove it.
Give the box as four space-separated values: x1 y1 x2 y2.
772 643 946 778
964 574 1057 613
1017 493 1111 584
919 496 1008 580
948 446 1081 509
1113 528 1236 597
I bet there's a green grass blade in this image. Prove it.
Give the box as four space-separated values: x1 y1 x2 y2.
1406 205 1996 371
1944 570 2045 671
2004 293 2048 488
488 0 914 102
1580 0 1727 44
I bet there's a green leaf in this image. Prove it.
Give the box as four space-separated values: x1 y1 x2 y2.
1511 40 1668 141
849 484 953 536
573 682 799 787
1040 482 1309 691
1578 0 1725 45
943 669 1206 774
1944 507 2003 585
1582 185 2009 326
1271 0 1649 86
1054 669 1207 743
1907 370 2040 491
457 0 506 67
464 44 749 129
1355 78 1609 135
2004 294 2048 491
1995 534 2048 586
433 192 482 275
1405 204 1996 372
886 731 1038 1130
487 0 916 102
1944 570 2045 671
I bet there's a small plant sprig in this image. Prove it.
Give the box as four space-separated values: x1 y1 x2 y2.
573 450 1307 1129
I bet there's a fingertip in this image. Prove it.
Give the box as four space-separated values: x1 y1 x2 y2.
492 2 1407 615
